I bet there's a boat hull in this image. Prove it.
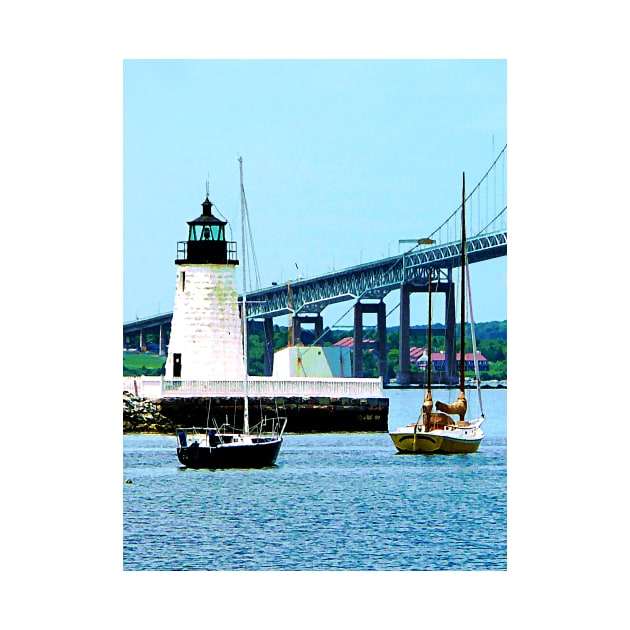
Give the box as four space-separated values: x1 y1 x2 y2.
177 437 283 469
389 428 483 454
389 431 443 453
435 434 482 454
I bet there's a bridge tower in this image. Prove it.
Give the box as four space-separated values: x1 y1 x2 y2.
353 301 388 383
164 190 244 381
396 276 458 386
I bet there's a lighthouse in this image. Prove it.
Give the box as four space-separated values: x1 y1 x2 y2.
164 189 245 381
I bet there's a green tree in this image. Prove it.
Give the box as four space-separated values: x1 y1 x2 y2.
247 333 265 375
273 326 289 350
478 339 506 362
362 350 378 377
387 331 399 349
387 349 400 379
488 360 507 380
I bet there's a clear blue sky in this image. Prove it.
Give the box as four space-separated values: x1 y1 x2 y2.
124 59 506 326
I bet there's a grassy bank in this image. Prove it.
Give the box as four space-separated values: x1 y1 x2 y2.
123 352 166 376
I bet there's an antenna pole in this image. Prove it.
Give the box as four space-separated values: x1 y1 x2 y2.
239 157 249 434
460 172 466 393
427 267 432 393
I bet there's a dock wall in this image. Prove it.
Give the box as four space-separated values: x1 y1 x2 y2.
122 377 389 433
156 396 389 433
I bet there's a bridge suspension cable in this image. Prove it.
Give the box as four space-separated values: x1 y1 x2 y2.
419 143 507 249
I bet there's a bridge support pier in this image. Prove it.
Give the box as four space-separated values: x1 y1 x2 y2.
263 317 275 376
397 285 412 385
444 272 457 385
122 315 171 355
353 301 387 382
291 314 324 346
159 323 167 356
376 302 388 384
397 280 457 386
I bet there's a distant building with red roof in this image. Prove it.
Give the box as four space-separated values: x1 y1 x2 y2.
430 351 489 371
333 338 488 371
334 337 376 349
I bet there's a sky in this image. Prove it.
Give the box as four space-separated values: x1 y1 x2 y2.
123 60 507 327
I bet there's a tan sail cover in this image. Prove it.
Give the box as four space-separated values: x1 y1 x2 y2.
435 391 467 421
421 391 433 416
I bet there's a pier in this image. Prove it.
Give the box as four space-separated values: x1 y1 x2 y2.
123 376 388 433
123 376 383 399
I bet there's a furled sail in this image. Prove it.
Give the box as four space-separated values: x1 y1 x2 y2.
435 391 467 421
421 391 433 416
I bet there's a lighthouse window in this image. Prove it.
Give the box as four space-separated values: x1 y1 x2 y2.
208 225 223 240
189 224 224 241
181 271 186 291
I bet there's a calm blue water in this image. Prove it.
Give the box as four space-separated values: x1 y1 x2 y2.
123 388 506 570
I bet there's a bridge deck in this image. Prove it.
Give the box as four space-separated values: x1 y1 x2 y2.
123 229 506 331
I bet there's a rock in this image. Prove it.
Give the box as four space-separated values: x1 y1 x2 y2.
123 391 175 434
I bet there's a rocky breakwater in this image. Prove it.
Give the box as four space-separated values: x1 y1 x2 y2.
123 391 175 434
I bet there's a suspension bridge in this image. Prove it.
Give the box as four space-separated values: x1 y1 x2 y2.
124 145 507 385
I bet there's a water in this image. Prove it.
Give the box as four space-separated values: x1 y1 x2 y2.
123 388 506 570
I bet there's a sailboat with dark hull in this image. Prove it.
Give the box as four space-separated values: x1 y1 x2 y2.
176 422 285 469
176 158 287 469
389 173 485 455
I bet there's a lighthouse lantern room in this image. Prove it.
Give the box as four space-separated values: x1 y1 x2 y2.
164 190 244 381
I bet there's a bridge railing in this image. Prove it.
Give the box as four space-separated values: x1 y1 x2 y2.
124 376 383 399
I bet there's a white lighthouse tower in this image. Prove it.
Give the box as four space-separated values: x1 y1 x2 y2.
164 188 245 381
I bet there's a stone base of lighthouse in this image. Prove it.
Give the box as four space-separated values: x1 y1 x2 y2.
164 264 245 380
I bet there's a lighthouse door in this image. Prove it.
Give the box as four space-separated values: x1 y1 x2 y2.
173 353 182 378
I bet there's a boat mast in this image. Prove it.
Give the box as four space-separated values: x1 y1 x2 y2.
460 172 466 393
427 267 432 392
239 157 249 434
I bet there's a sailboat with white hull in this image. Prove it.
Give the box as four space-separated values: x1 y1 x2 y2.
176 158 287 469
389 173 485 455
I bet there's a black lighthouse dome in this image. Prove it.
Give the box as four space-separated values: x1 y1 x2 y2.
175 192 238 265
